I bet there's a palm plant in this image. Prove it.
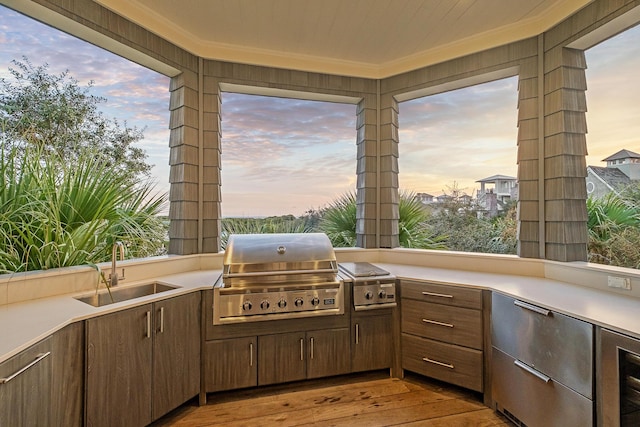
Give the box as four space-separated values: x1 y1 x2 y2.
319 190 446 249
0 144 167 273
586 194 640 267
318 192 357 247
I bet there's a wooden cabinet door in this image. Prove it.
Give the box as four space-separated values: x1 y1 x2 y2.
307 328 350 379
352 313 392 372
86 304 153 427
51 322 84 426
258 332 306 385
0 337 52 426
204 337 257 392
152 292 201 420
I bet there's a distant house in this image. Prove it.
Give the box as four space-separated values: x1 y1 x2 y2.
476 174 518 216
586 149 640 199
416 192 435 204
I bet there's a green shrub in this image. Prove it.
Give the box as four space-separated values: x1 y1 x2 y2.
0 145 166 273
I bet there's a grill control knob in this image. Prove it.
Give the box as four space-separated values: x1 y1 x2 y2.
294 298 304 307
242 301 252 311
378 290 387 299
278 298 287 308
311 297 320 306
260 300 270 310
364 291 374 300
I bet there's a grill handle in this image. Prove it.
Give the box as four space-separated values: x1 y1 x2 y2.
223 268 337 278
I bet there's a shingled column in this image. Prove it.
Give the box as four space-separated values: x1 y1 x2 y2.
543 47 588 261
168 71 200 254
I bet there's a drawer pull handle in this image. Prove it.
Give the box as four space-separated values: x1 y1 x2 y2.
146 311 152 338
250 342 254 367
422 318 454 328
0 352 51 384
514 359 550 383
422 291 453 299
422 357 454 369
514 300 550 316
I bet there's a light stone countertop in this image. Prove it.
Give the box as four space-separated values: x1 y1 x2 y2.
375 263 640 339
0 270 221 363
2 263 640 364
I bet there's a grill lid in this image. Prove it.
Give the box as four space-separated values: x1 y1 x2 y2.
222 233 337 287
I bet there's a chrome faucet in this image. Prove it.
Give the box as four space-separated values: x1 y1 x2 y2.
110 241 126 287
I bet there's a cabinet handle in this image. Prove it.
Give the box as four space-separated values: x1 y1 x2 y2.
146 311 151 338
355 323 360 345
249 343 254 367
422 318 454 328
300 338 304 360
422 357 454 369
514 300 550 316
422 291 453 299
159 307 165 333
310 337 315 360
514 359 550 383
0 352 51 384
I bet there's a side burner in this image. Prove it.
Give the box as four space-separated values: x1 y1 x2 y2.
339 262 397 311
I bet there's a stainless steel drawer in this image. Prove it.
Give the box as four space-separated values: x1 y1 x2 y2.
491 292 593 398
492 347 593 427
402 333 483 392
401 281 482 309
401 298 482 349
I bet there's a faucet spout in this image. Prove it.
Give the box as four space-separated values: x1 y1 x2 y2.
110 241 126 287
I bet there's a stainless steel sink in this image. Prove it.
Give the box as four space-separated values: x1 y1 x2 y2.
75 282 179 307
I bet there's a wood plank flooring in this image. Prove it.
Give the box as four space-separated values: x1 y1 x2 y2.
153 372 513 426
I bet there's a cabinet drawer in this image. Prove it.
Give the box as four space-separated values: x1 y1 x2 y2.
401 280 482 309
402 299 482 349
492 347 593 427
491 292 593 399
402 333 483 392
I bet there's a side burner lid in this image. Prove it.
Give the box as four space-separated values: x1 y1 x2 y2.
339 262 390 278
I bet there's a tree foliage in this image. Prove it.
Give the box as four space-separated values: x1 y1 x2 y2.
0 145 166 273
0 57 151 182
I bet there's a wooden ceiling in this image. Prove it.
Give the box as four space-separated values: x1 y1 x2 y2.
96 0 592 78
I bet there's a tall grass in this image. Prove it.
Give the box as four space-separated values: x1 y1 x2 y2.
0 145 166 273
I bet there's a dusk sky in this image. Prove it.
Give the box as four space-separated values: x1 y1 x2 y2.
1 5 639 217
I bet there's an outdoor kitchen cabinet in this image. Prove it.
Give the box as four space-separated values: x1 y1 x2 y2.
0 336 52 426
204 336 258 392
258 328 350 385
51 322 84 426
400 280 484 392
306 328 351 379
0 323 84 427
351 310 393 372
85 292 200 426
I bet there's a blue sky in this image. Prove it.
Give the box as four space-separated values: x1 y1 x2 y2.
1 5 639 217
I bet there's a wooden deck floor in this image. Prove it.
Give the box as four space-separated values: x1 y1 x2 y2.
153 372 513 426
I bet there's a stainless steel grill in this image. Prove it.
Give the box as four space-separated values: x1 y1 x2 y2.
339 262 397 311
213 233 344 324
